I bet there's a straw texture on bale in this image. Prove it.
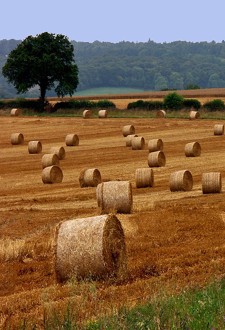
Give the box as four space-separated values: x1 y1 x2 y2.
79 168 102 187
41 153 60 169
10 133 24 145
156 110 166 118
131 136 145 150
10 108 21 116
42 165 63 184
65 134 79 146
49 146 66 160
214 124 224 136
54 214 127 282
135 168 154 188
184 141 201 157
122 125 135 137
169 170 193 192
202 172 222 194
189 110 200 119
98 110 108 118
83 109 92 118
148 138 164 152
96 181 132 214
125 134 138 147
28 140 42 154
148 151 166 167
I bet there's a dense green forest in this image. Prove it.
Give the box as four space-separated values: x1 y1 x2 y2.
1 39 225 98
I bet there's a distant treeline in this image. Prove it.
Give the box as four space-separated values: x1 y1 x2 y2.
1 39 225 98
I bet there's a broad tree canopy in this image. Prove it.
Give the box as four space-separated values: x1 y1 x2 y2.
2 32 79 109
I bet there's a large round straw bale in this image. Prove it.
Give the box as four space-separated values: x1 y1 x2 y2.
79 168 102 187
148 151 166 167
54 214 127 282
202 172 222 194
156 110 166 118
98 110 108 118
169 170 193 192
96 181 132 214
65 134 79 146
189 110 200 119
184 141 201 157
41 153 60 169
214 124 224 136
125 134 138 147
131 136 145 150
49 146 66 160
83 109 92 118
148 138 164 152
42 165 63 184
122 125 135 137
10 133 24 145
10 108 21 116
28 140 42 154
135 168 154 188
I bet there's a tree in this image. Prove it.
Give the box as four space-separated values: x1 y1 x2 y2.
2 32 79 110
163 92 184 110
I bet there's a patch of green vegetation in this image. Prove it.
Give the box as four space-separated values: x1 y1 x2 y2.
75 87 145 96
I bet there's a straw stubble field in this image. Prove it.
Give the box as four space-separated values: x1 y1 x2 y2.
0 114 225 327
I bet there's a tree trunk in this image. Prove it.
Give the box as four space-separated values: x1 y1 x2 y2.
39 83 46 112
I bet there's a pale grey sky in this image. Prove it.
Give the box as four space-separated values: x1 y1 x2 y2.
1 0 225 43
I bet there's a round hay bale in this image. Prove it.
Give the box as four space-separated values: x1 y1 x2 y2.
189 110 200 120
98 110 108 118
169 170 193 192
125 134 138 147
122 125 135 137
41 153 60 169
83 109 92 118
135 168 154 188
28 140 42 154
148 151 166 167
42 165 63 184
202 172 222 194
184 141 201 157
131 136 145 150
10 108 21 116
49 146 66 160
214 124 224 136
10 133 24 145
65 134 79 146
54 214 127 282
156 110 166 118
148 138 164 152
79 168 102 187
96 181 132 214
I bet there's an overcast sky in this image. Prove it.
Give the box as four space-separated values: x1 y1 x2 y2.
1 0 225 43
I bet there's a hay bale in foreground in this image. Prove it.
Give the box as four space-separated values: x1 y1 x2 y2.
214 124 224 136
148 138 164 152
83 109 92 118
148 151 166 167
96 181 132 214
10 108 21 116
10 133 24 145
189 110 200 119
42 165 63 184
54 214 127 282
65 134 79 146
122 125 135 137
98 110 108 118
49 146 66 160
202 172 222 194
79 168 102 187
156 110 166 118
28 140 42 154
184 141 201 157
131 136 145 150
135 168 154 188
125 134 138 147
41 153 60 169
169 170 193 192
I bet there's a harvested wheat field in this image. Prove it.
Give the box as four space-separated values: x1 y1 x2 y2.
0 114 225 328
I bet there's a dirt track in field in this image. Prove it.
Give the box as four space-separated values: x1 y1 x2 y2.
0 114 225 327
